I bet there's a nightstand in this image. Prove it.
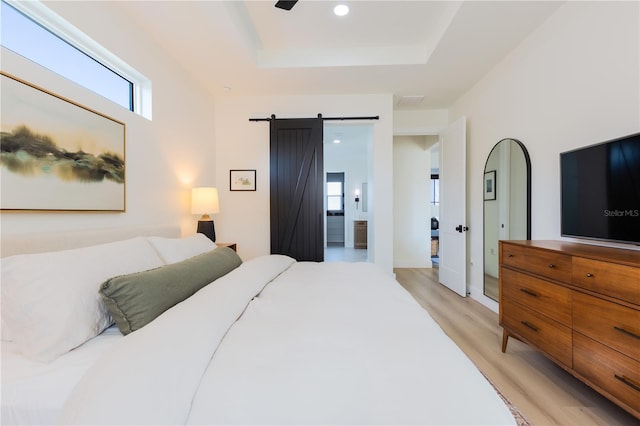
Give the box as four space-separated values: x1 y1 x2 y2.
216 242 237 252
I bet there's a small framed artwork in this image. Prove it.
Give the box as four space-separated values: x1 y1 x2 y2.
230 169 256 191
484 170 496 201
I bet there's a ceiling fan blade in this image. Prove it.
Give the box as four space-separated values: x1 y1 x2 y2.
275 1 298 11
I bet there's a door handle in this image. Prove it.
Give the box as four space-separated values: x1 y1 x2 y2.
455 225 469 233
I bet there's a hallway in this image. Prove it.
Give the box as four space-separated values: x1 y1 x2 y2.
324 246 368 262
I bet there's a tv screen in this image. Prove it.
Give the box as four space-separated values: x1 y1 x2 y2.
560 132 640 245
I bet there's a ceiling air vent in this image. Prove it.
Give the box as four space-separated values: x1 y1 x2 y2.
397 95 425 107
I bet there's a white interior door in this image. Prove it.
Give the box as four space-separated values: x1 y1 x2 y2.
438 116 468 297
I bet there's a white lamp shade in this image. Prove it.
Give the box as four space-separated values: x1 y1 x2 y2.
191 187 220 215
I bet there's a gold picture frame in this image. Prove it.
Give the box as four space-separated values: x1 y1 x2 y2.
1 72 126 211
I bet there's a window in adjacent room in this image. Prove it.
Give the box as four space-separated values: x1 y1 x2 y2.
430 173 440 204
327 181 344 212
326 173 344 213
0 0 151 119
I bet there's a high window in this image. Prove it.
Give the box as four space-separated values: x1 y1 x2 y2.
1 0 151 118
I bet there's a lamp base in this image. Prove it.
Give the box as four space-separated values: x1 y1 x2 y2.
197 220 216 242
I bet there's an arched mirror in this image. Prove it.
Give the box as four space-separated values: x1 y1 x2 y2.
483 138 531 301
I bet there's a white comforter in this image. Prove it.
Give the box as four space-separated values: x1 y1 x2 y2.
60 256 515 425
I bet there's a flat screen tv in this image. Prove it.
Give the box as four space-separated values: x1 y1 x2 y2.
560 132 640 246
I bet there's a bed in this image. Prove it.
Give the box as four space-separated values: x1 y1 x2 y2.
1 226 517 425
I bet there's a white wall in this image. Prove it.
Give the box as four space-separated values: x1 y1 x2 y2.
393 136 432 268
450 1 640 311
394 109 448 135
1 2 217 240
213 95 394 272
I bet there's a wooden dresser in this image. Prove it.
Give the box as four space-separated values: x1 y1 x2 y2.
499 240 640 419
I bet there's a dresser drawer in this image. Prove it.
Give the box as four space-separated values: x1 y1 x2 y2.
501 298 572 367
502 244 572 283
573 292 640 361
573 257 640 305
574 333 640 414
501 268 572 326
501 243 526 269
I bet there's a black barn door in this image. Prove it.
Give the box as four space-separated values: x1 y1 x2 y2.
270 117 324 261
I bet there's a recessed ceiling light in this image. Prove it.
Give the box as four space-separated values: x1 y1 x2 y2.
333 139 341 144
334 4 349 16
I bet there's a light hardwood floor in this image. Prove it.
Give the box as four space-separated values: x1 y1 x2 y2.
394 268 638 426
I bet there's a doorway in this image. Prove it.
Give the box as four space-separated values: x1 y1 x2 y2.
430 166 440 267
323 123 371 262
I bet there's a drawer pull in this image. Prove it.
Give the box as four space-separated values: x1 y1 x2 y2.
507 254 514 258
585 273 594 278
548 264 555 268
613 326 640 340
521 321 538 332
520 288 539 297
614 374 640 392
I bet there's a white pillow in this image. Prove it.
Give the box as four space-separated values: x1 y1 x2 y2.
147 234 217 264
1 237 164 362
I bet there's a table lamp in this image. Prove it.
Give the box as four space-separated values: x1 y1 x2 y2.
191 187 219 242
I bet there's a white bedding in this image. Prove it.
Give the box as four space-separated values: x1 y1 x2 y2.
57 257 516 425
1 325 122 426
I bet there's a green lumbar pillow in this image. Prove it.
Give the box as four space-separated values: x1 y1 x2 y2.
100 246 242 335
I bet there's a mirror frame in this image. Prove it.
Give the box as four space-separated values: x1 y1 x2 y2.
483 138 531 301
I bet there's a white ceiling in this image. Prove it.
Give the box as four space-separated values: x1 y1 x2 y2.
116 0 563 110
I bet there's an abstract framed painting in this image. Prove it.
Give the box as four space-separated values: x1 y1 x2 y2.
0 72 126 211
